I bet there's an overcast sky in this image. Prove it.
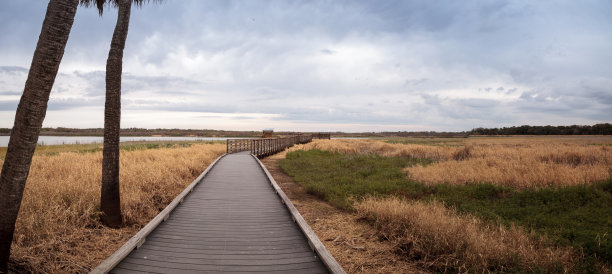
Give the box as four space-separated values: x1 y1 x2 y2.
0 0 610 132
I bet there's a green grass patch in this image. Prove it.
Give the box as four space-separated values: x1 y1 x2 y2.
279 149 612 265
434 182 612 264
281 150 431 209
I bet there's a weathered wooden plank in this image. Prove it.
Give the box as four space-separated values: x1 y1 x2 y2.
150 230 301 238
146 236 311 245
121 254 320 266
149 229 303 238
152 221 298 228
138 244 312 255
138 242 313 253
148 221 298 230
111 267 153 274
113 263 217 274
130 248 318 260
113 261 328 274
119 257 327 272
93 152 336 273
91 154 227 274
252 155 346 274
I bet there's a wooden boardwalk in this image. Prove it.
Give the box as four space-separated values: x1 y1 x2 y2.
95 151 342 273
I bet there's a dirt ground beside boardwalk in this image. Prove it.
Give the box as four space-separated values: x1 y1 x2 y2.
261 152 425 274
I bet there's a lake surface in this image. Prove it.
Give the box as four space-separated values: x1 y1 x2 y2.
0 136 244 147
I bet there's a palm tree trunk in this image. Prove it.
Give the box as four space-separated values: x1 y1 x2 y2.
100 0 131 228
0 0 79 271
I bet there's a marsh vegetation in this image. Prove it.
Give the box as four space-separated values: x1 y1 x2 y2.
280 137 612 272
2 141 224 272
4 136 611 272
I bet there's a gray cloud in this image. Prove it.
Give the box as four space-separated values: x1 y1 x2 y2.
0 91 22 96
0 100 18 111
0 1 610 131
0 66 28 74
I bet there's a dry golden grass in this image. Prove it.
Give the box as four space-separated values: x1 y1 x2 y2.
464 135 612 146
289 137 612 188
261 152 424 273
1 143 225 273
289 139 454 160
356 197 576 272
407 142 612 188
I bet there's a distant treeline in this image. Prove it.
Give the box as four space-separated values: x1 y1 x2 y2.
0 124 609 137
332 131 469 138
0 127 265 137
470 123 612 135
0 127 335 137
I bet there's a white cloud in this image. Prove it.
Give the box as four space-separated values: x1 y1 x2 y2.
0 0 610 131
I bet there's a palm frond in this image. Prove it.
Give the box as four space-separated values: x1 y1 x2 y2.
79 0 105 15
79 0 161 15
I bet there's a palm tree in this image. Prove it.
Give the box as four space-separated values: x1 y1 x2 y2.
99 0 132 228
87 0 150 227
0 0 80 271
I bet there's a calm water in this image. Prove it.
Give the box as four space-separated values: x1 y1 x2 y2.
0 136 243 147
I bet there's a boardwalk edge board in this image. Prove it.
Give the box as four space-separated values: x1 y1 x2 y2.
251 154 347 274
90 154 228 274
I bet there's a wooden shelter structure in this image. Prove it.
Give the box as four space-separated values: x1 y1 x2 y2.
262 129 273 138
